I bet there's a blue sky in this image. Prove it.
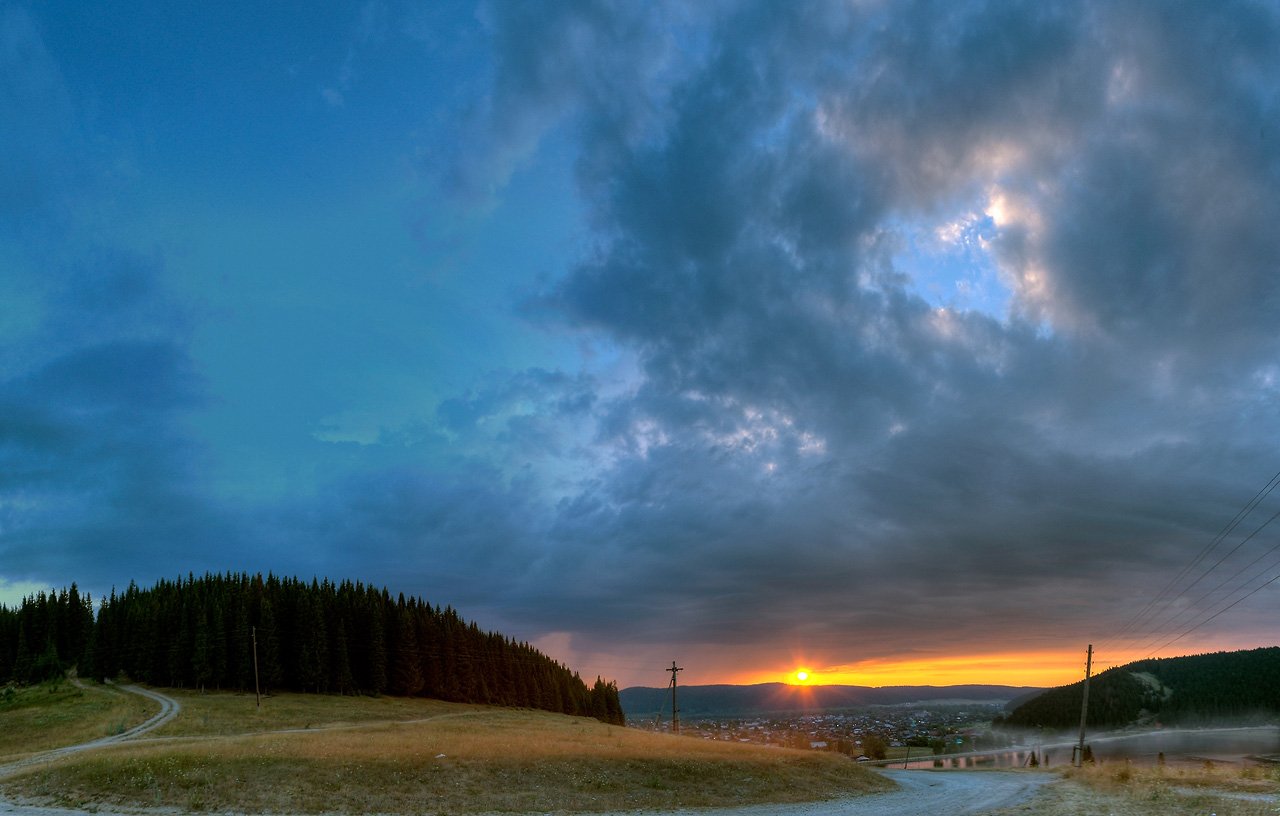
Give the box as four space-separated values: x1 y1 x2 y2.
6 0 1280 688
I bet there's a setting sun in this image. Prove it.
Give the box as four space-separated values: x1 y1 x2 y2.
729 647 1151 689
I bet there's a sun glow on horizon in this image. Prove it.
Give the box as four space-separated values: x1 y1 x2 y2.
682 640 1249 690
741 649 1112 688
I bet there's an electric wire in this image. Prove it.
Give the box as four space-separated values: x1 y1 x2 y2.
1143 570 1280 657
1123 504 1280 655
1093 468 1280 666
1094 468 1280 656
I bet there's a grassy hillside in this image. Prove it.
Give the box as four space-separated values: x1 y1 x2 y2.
1001 646 1280 730
2 688 894 813
0 680 154 762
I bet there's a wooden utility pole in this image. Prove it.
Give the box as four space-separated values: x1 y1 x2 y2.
668 661 683 735
252 625 262 710
1075 643 1093 767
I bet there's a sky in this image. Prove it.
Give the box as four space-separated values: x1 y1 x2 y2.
5 0 1280 690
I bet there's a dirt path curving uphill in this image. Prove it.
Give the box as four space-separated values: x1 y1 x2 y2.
0 684 180 781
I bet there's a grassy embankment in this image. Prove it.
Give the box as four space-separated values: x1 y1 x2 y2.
2 686 893 813
0 681 154 762
993 761 1280 816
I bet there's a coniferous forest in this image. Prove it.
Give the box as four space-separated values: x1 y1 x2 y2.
0 573 624 726
998 647 1280 730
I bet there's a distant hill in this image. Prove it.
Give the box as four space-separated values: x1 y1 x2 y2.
620 682 1039 719
999 646 1280 730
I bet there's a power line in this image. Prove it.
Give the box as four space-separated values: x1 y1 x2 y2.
667 660 683 735
1143 570 1280 657
1128 508 1280 655
1095 467 1280 657
1095 470 1280 654
1123 505 1280 655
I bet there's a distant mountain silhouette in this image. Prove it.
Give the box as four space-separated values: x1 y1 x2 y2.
620 682 1039 719
999 646 1280 730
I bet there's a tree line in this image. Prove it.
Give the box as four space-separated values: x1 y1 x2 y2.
997 646 1280 729
0 573 624 726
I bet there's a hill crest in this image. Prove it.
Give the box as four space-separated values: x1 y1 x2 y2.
999 646 1280 730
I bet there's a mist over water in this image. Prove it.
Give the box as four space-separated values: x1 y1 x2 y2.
902 727 1280 770
1070 726 1280 766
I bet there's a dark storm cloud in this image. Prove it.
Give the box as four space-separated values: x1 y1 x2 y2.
0 340 226 580
973 3 1280 372
465 0 1280 662
446 0 695 207
264 464 547 610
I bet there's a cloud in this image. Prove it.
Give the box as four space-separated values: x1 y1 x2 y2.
6 0 1280 687
456 0 1280 669
442 0 706 208
321 0 390 107
0 339 228 582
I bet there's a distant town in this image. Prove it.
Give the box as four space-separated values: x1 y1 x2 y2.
631 702 1016 761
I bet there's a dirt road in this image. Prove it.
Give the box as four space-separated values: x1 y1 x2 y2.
0 684 180 781
859 769 1052 815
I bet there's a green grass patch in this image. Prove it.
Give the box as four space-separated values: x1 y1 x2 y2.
0 681 154 762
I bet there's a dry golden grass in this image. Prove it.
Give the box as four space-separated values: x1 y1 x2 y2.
6 693 893 813
1066 758 1279 795
991 761 1280 816
154 689 472 737
0 681 154 763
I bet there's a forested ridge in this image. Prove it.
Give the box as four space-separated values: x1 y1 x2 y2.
998 646 1280 729
0 573 624 725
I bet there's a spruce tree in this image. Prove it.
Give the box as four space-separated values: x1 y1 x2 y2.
192 608 212 692
331 619 354 695
364 600 387 695
392 605 424 696
257 598 283 692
